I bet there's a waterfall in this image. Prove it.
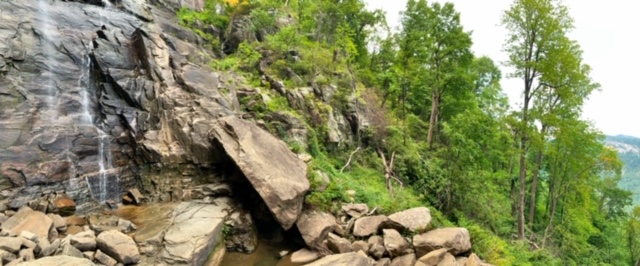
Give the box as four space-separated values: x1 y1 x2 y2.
96 130 113 203
102 0 112 8
78 27 119 204
37 0 58 120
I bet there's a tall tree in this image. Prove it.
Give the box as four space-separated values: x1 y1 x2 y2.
423 2 472 147
502 0 573 239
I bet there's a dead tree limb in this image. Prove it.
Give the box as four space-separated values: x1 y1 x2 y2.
378 149 399 192
340 146 361 173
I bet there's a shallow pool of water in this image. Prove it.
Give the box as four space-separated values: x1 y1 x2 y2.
220 241 305 266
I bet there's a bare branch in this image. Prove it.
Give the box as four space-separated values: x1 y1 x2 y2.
340 146 361 173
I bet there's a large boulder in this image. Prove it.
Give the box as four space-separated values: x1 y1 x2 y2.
19 255 95 266
159 203 226 265
209 116 309 230
353 215 387 237
296 209 338 247
305 252 375 266
96 230 140 265
1 208 53 241
413 228 471 257
383 207 431 233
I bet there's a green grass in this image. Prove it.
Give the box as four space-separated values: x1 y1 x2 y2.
305 151 423 215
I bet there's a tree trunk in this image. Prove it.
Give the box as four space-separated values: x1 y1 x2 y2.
518 142 527 240
528 148 543 229
427 90 439 148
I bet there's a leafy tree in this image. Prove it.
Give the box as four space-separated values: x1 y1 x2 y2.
502 0 574 239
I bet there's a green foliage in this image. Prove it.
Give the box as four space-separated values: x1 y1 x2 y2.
306 150 423 214
172 0 638 264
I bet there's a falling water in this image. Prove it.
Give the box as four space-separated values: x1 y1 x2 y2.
96 130 113 203
37 0 58 120
102 0 112 8
80 52 93 124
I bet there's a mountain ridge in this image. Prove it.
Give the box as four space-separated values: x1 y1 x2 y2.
606 134 640 204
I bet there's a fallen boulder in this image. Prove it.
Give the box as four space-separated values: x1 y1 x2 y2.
209 116 309 230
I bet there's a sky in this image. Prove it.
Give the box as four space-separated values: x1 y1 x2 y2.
364 0 640 137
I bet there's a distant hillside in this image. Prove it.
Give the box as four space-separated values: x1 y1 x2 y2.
606 135 640 204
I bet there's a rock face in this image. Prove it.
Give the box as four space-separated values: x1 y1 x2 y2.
0 0 239 211
209 116 309 229
413 228 471 257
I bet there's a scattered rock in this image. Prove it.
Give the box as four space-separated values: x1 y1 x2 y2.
342 204 369 218
296 209 338 247
1 208 53 241
126 188 146 205
0 249 17 264
439 253 456 266
290 248 319 264
383 229 410 258
82 251 95 260
305 252 374 266
95 249 118 266
0 237 22 252
413 227 471 257
375 257 391 266
353 215 387 237
96 230 140 265
417 248 447 266
352 240 369 255
327 232 353 254
61 243 85 258
51 194 76 216
47 214 67 232
19 248 35 261
465 253 482 266
390 253 416 266
70 230 97 251
311 171 331 192
383 207 431 233
19 255 95 266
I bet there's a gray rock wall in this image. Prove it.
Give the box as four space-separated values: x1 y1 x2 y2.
0 0 238 210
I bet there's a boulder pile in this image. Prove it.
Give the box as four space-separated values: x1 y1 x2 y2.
293 205 493 266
